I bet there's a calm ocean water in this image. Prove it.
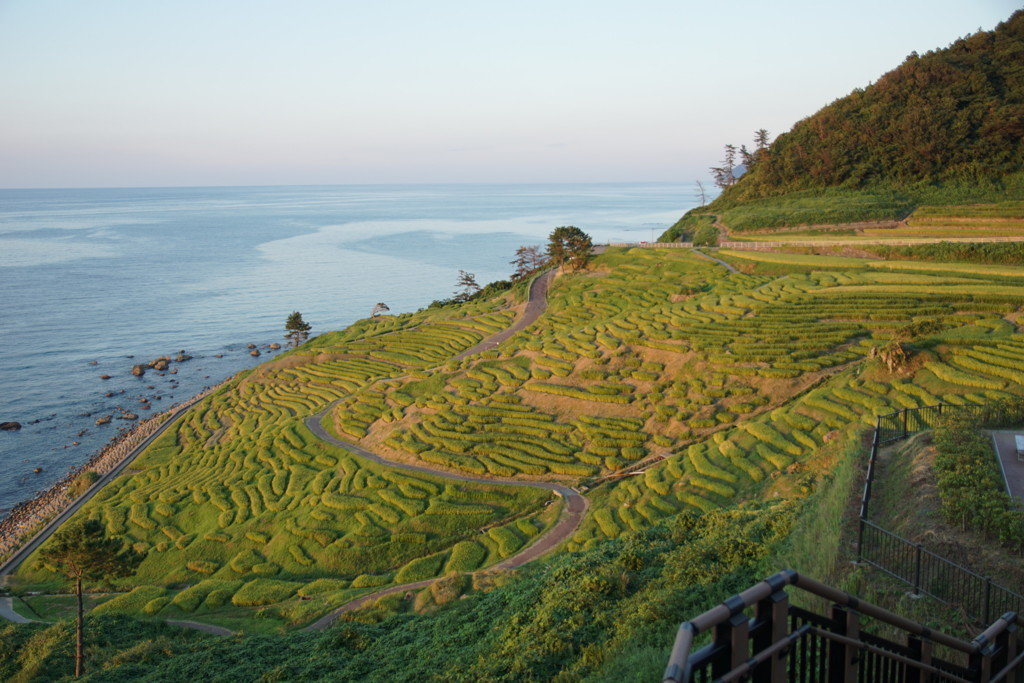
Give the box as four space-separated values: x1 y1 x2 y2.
0 183 695 517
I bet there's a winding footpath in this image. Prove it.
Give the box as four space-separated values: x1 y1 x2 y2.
0 268 589 634
302 268 589 631
451 270 553 361
0 397 206 585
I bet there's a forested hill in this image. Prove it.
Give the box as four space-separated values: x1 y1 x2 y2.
721 10 1024 202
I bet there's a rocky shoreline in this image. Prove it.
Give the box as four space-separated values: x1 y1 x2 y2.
0 384 220 567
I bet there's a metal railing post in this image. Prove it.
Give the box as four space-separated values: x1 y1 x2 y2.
913 544 924 597
985 577 993 625
856 517 865 563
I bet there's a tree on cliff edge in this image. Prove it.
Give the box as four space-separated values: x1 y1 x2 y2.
38 519 143 678
284 311 312 347
547 226 592 272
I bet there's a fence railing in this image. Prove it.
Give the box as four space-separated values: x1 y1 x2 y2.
858 403 1024 628
663 570 1023 683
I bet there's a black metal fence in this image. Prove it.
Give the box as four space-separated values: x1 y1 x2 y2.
860 520 1024 625
857 403 1024 627
876 404 987 445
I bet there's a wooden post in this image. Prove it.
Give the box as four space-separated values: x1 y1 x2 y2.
828 605 860 682
753 589 789 682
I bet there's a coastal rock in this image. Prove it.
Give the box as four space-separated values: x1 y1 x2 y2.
169 367 178 374
119 412 138 420
247 343 256 349
0 421 21 431
132 364 146 377
269 343 281 350
105 392 115 398
250 349 261 357
149 357 170 371
175 352 192 362
33 467 42 473
95 415 112 425
214 354 224 358
99 374 112 380
88 360 98 365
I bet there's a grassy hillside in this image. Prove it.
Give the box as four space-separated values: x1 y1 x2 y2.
5 246 1024 649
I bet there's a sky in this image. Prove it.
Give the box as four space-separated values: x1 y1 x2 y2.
0 0 1020 189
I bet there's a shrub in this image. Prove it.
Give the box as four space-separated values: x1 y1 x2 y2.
933 411 1024 551
131 596 168 618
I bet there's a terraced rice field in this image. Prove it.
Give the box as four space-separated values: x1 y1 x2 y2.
14 246 1024 624
15 289 553 618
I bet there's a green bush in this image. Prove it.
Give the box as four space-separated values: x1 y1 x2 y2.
933 408 1024 550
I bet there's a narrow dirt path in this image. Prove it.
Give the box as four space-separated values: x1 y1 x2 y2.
690 249 738 273
451 269 553 361
301 266 590 631
2 264 588 634
0 399 204 584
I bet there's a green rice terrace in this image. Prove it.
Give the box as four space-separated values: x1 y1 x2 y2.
7 244 1024 643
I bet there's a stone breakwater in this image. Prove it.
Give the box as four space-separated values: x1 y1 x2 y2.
0 386 216 565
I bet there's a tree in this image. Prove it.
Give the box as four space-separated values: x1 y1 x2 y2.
284 311 312 347
38 519 143 678
371 302 390 317
510 244 548 281
695 180 707 207
754 128 770 150
710 144 738 190
453 270 480 302
546 226 593 272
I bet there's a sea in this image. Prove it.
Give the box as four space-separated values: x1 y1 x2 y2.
0 182 697 518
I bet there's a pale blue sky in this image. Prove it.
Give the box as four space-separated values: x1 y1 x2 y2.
0 0 1019 188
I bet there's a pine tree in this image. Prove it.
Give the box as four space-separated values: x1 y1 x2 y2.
453 270 481 302
38 519 143 678
284 311 312 347
547 226 593 272
510 245 548 280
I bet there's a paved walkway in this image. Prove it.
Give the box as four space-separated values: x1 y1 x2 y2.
302 265 589 631
689 249 738 273
991 431 1024 503
451 270 553 361
0 395 212 584
3 263 587 633
0 597 33 624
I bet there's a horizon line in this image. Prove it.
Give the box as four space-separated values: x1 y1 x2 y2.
0 179 696 192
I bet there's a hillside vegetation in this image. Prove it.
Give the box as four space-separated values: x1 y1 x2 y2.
729 11 1024 201
662 11 1024 240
